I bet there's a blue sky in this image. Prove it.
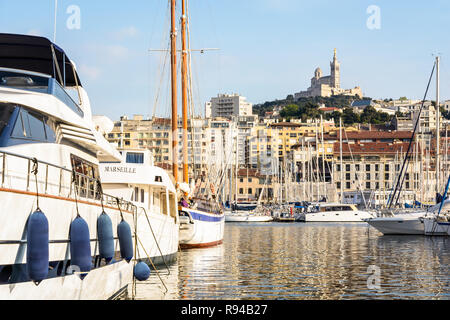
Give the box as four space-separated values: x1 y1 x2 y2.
0 1 449 120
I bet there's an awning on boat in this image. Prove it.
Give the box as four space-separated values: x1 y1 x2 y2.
0 33 82 87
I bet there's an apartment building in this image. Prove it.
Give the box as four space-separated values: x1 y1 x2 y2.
208 93 253 119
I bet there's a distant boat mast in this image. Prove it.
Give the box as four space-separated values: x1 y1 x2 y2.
436 55 440 198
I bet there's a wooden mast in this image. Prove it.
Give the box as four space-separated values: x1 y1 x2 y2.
181 0 189 184
170 0 179 182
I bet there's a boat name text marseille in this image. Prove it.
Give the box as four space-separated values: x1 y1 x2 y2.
103 166 136 174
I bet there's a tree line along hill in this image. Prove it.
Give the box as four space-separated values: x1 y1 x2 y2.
253 95 404 125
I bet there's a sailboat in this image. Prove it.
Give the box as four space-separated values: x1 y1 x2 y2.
174 0 225 248
224 140 272 222
423 175 450 236
365 57 443 235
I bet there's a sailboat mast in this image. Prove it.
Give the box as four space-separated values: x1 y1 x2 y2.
181 0 189 184
170 0 179 182
340 117 344 203
436 55 440 197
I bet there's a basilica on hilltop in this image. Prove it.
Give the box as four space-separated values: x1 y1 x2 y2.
294 49 363 99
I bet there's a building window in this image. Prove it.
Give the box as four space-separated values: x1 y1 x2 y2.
366 164 371 171
239 188 244 194
366 182 371 189
248 188 252 195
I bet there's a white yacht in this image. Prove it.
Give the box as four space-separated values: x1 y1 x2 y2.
225 203 273 223
0 33 135 300
304 203 374 222
99 149 179 264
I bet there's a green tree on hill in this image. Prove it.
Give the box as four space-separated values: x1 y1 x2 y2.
342 107 360 125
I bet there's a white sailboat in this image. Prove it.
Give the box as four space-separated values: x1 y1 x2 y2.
0 33 135 300
172 0 225 248
365 58 441 235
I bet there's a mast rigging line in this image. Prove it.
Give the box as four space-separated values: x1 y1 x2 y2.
388 61 436 209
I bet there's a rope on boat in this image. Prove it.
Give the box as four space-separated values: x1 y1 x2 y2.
135 233 168 294
31 158 40 211
140 207 171 275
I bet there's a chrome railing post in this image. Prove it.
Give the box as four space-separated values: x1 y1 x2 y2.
26 159 30 191
1 153 5 188
45 164 49 194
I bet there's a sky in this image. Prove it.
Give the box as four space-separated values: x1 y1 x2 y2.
0 0 450 120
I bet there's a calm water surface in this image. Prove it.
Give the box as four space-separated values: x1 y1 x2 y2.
132 223 450 300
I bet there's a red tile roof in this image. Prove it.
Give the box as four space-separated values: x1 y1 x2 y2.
333 142 421 155
337 130 413 140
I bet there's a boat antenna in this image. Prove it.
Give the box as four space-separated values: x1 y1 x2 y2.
53 0 58 43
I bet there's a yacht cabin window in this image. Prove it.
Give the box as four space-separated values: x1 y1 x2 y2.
126 152 144 164
10 107 56 143
70 154 100 200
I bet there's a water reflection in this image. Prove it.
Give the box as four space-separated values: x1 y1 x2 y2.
133 223 450 300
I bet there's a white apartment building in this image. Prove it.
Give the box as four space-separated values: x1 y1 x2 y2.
208 93 253 119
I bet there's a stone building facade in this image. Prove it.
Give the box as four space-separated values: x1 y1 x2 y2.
294 49 363 99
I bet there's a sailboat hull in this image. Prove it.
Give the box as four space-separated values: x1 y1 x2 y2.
424 216 450 236
179 208 225 248
365 214 425 235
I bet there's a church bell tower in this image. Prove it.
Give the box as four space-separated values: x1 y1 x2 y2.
330 48 340 89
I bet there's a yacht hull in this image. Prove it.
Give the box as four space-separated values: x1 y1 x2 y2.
305 211 373 222
0 189 135 300
225 213 273 222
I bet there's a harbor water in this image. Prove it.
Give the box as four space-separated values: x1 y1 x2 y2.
131 222 450 300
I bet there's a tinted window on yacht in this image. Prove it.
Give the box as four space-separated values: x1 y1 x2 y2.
11 108 56 142
27 111 47 141
11 109 30 138
126 152 144 164
0 104 16 136
0 71 49 93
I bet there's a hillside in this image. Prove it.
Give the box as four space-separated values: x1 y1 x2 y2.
253 95 365 117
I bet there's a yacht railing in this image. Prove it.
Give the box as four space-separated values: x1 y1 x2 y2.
0 149 134 212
